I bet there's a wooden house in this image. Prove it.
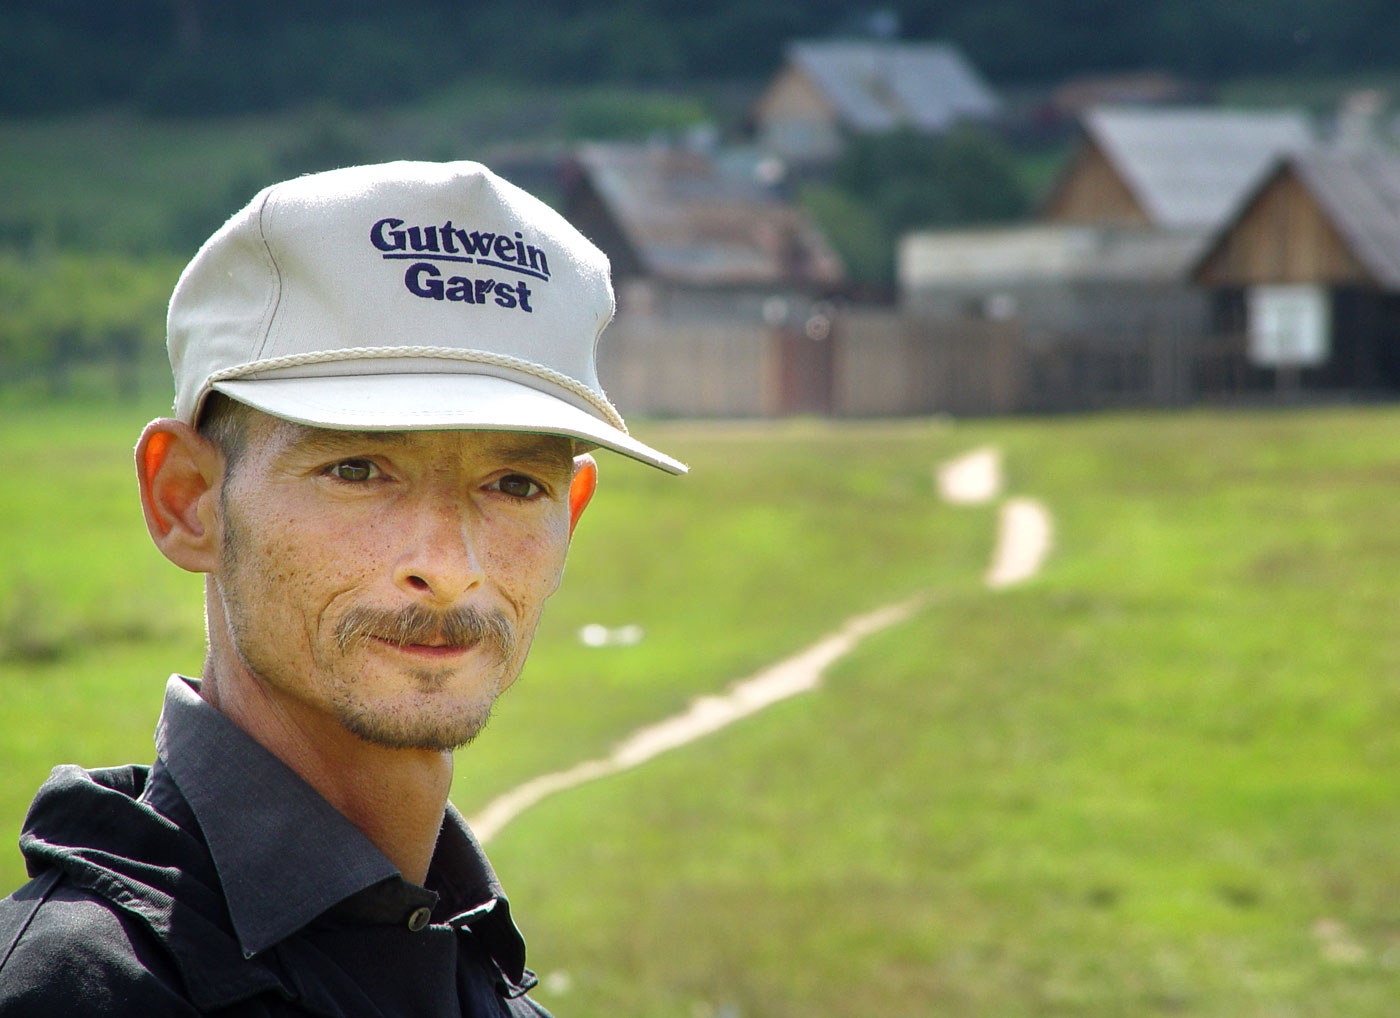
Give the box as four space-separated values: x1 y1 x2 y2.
751 40 1000 165
897 106 1315 414
564 142 844 313
899 223 1209 413
1193 148 1400 393
563 142 850 417
1043 107 1313 229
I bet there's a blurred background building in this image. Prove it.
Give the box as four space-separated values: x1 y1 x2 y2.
5 1 1400 417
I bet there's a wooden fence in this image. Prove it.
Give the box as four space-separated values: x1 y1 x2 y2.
595 309 1351 421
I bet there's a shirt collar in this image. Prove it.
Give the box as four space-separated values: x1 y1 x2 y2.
154 674 525 979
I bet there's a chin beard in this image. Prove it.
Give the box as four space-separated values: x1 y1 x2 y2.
331 691 499 752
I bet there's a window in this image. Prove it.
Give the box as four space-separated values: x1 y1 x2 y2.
1246 285 1330 367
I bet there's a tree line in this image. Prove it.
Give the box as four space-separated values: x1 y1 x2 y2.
0 251 180 398
5 0 1399 117
4 0 1388 387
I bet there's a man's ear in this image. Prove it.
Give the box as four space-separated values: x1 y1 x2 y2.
136 419 224 573
568 454 597 538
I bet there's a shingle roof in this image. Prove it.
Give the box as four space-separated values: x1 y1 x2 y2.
786 39 1000 133
1287 149 1400 288
1083 106 1314 228
571 142 844 287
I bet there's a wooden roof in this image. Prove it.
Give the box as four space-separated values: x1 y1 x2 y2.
565 143 845 288
764 39 1000 134
1044 106 1313 229
1194 148 1400 290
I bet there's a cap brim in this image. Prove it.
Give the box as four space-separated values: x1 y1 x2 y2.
212 373 687 475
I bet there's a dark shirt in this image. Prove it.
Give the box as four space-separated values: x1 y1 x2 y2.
0 676 552 1017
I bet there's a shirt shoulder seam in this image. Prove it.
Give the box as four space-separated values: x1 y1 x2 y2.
0 868 63 973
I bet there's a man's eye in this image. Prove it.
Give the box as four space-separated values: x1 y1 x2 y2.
492 474 543 499
328 459 379 482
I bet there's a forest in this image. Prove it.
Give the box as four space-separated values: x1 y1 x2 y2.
4 0 1396 395
5 0 1399 116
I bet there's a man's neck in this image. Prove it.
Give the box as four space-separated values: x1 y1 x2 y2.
199 652 452 887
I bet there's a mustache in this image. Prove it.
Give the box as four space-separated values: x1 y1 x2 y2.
335 604 515 657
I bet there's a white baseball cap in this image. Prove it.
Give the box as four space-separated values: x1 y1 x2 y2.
167 160 686 475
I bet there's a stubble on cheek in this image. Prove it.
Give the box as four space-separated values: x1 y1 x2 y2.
217 498 337 698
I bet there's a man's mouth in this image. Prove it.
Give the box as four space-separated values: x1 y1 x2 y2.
336 604 516 660
368 634 474 658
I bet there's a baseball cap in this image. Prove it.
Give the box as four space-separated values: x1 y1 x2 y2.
167 160 686 475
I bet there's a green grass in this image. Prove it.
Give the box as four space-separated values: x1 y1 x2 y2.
5 69 1396 257
493 407 1400 1016
0 83 714 254
4 400 1400 1013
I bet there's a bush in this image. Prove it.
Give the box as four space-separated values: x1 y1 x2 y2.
836 127 1029 230
805 127 1031 287
797 183 893 288
561 90 711 140
0 250 179 396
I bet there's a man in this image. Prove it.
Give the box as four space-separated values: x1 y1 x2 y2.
0 161 685 1015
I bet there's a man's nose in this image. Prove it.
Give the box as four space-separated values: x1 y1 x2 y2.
393 492 485 603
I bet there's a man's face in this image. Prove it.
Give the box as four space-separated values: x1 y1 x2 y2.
211 411 577 751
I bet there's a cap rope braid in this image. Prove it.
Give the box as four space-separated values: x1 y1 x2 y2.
205 346 629 434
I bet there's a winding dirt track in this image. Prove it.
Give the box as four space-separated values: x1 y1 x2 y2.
469 598 924 842
469 445 1053 843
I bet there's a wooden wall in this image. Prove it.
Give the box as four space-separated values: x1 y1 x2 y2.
832 309 944 416
596 298 1393 422
752 65 834 123
599 319 771 418
752 66 843 163
1195 167 1373 286
1041 139 1151 226
599 309 945 419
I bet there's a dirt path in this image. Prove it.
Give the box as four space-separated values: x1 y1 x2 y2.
937 446 1054 589
937 445 1001 504
469 445 1053 843
469 597 925 842
986 496 1054 588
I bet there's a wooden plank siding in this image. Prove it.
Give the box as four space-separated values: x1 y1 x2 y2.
561 174 646 280
832 309 940 416
1041 138 1151 226
752 65 836 123
599 319 772 418
1195 166 1375 287
773 325 834 415
752 65 844 163
598 310 945 419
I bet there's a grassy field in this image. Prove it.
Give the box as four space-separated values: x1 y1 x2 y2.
0 84 714 255
3 399 1400 1014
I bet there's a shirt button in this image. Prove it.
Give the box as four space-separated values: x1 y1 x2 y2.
407 907 432 932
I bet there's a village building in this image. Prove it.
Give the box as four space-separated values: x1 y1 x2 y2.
899 223 1206 413
898 106 1322 414
1193 147 1400 395
562 141 857 417
751 39 1001 165
564 141 844 320
1042 106 1313 228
